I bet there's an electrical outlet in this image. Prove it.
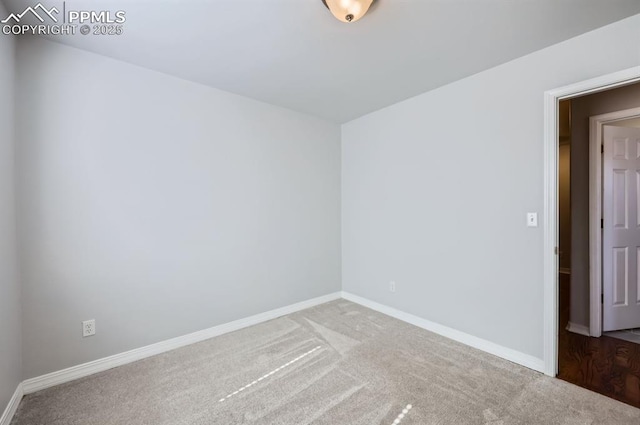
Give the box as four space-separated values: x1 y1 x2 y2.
389 281 396 293
82 319 96 337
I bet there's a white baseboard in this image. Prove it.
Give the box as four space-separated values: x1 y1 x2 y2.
566 321 590 337
341 291 545 373
0 383 23 425
22 292 342 394
20 290 546 397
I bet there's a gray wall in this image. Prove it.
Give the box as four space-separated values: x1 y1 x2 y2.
342 14 640 360
569 82 640 328
0 0 21 413
16 38 342 379
615 117 640 127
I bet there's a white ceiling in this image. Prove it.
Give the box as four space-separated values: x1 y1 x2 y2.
5 0 640 123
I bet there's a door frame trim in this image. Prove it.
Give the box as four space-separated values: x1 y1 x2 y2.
543 66 640 377
589 107 640 338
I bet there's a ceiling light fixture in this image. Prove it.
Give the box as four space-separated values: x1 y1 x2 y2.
321 0 374 23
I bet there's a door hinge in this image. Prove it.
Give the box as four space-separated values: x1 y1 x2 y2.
601 144 604 154
554 246 558 255
601 293 604 304
601 218 604 229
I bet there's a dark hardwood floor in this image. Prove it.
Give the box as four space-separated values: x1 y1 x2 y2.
557 273 640 408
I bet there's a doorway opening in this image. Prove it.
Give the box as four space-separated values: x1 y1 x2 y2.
552 77 640 407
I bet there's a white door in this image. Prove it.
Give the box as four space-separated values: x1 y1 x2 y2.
603 125 640 331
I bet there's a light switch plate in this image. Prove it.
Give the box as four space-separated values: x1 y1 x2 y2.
527 212 538 227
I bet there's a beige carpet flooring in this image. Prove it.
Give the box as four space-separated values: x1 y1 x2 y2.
11 300 640 424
